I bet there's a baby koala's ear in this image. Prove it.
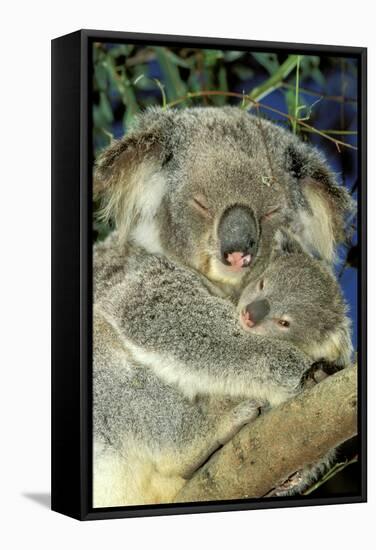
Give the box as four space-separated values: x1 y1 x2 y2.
272 229 304 257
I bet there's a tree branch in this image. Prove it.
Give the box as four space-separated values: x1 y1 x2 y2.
175 367 357 503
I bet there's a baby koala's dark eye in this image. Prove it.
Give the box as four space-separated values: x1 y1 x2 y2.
278 319 290 328
259 279 264 291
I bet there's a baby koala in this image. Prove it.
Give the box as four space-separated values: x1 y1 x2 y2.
234 229 353 496
237 229 352 370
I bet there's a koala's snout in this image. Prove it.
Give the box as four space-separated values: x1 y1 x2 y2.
243 299 270 327
218 205 258 270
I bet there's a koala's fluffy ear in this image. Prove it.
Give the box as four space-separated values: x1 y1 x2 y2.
94 109 173 241
272 229 304 257
318 320 353 368
285 141 355 264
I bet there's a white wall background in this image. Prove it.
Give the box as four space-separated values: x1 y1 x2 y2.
0 1 373 548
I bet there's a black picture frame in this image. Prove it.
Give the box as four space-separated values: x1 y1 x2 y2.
51 29 367 521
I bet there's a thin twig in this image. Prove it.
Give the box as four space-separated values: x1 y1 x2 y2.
280 83 357 104
166 91 357 151
303 455 358 495
254 105 278 184
301 128 357 136
292 55 301 134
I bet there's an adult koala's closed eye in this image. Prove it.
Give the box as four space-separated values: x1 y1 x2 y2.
94 106 353 296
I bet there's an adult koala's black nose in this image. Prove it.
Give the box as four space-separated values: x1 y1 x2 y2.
245 299 270 325
218 205 258 268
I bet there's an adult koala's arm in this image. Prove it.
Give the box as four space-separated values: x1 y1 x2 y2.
98 251 311 406
93 231 131 302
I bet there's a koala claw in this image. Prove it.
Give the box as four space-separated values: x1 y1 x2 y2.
215 399 266 448
231 399 267 422
267 471 304 497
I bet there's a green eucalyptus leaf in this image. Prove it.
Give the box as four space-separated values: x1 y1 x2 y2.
93 105 104 129
214 66 228 106
132 65 153 89
232 65 254 80
223 51 244 62
285 88 295 115
155 47 187 102
108 44 135 58
123 107 136 132
95 62 108 92
161 49 192 69
249 55 300 101
311 67 326 87
99 92 113 124
187 71 201 93
252 53 279 75
203 49 223 67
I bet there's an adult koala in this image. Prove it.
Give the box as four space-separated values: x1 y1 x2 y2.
93 106 353 506
94 106 351 296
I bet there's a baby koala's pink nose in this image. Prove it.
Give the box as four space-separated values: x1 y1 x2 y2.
242 309 256 328
225 251 252 270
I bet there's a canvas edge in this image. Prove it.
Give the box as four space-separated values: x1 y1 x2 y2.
51 29 367 521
